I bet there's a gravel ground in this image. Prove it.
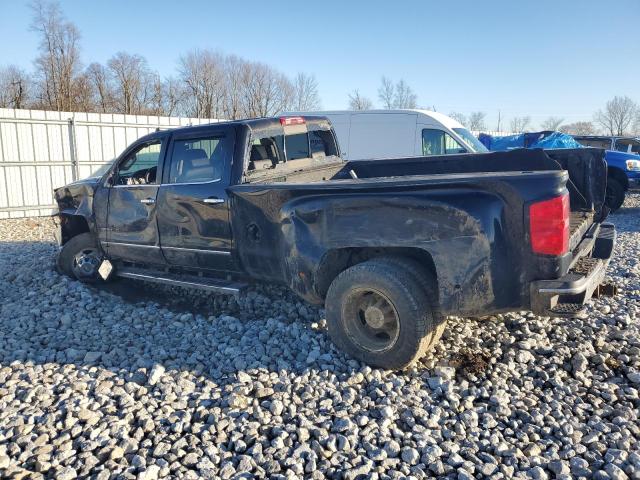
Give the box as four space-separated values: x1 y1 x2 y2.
1 196 639 480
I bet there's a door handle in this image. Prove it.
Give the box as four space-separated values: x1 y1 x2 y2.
140 197 155 205
203 197 225 204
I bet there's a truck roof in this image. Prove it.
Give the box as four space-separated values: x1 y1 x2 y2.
134 115 334 144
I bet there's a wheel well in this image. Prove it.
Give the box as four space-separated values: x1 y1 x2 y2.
608 167 629 190
59 214 90 245
315 247 437 299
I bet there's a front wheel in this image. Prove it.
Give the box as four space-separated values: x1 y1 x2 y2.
605 177 625 212
57 233 104 283
325 257 443 370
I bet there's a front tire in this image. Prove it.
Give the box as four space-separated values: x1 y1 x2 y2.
325 257 443 369
57 233 104 283
605 177 625 212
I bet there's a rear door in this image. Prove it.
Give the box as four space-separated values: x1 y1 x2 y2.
156 125 236 272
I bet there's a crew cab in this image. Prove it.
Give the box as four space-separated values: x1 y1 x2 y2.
54 116 616 369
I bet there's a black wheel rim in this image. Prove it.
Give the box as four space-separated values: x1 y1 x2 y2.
342 288 400 353
72 248 102 279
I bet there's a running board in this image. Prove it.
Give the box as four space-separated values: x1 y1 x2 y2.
115 267 246 296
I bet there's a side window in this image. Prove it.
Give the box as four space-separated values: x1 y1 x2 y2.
578 139 611 149
168 136 225 184
422 129 466 156
117 142 162 185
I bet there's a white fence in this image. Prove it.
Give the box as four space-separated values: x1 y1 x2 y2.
0 108 219 218
0 108 516 219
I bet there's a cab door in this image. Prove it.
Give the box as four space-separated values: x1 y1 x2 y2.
156 126 236 272
105 138 166 264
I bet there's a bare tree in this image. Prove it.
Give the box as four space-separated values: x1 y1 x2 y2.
510 116 531 133
595 96 638 136
161 76 184 117
30 0 82 111
71 71 95 112
393 80 417 109
179 49 226 118
540 116 564 131
85 62 113 113
107 52 152 115
448 112 467 125
348 90 373 110
378 76 395 109
468 111 486 130
222 54 244 120
0 65 32 108
240 61 293 118
291 73 321 111
145 73 165 116
559 121 596 135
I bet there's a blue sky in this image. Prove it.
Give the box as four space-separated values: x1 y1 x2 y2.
1 0 638 128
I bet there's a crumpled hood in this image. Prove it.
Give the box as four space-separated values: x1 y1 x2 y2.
54 177 100 214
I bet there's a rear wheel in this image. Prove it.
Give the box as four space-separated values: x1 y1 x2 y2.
605 177 625 212
57 233 104 283
325 257 443 369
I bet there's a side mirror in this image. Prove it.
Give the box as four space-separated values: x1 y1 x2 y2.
105 172 115 187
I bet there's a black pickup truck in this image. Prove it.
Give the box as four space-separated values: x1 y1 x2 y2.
53 115 616 369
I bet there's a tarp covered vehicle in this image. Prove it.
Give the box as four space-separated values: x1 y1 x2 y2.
480 131 640 211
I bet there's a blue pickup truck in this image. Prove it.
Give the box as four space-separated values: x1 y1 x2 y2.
573 136 640 210
479 132 640 211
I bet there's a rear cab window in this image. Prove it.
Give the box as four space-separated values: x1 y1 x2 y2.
246 119 340 181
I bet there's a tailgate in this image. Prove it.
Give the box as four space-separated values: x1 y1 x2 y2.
545 148 608 221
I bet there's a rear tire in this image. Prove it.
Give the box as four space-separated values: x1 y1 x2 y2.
57 233 104 283
605 177 625 212
325 256 443 369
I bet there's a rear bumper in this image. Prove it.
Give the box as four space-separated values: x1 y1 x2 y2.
530 223 616 316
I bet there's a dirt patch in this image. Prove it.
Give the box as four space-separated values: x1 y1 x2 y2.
605 356 622 372
450 349 492 377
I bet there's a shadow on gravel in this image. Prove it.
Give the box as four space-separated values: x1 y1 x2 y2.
0 240 357 388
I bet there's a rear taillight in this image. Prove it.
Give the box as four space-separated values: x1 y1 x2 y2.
529 194 569 256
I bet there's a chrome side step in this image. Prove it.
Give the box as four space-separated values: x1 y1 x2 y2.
115 267 246 296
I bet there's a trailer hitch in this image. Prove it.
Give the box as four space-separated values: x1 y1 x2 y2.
593 282 618 298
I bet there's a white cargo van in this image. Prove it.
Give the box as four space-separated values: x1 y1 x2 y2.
285 109 488 160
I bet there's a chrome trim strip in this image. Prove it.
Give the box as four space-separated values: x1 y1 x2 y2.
115 271 241 295
103 241 160 249
162 246 231 255
160 178 222 187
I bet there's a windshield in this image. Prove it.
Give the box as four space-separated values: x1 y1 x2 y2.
89 159 116 179
453 128 488 153
614 139 640 154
